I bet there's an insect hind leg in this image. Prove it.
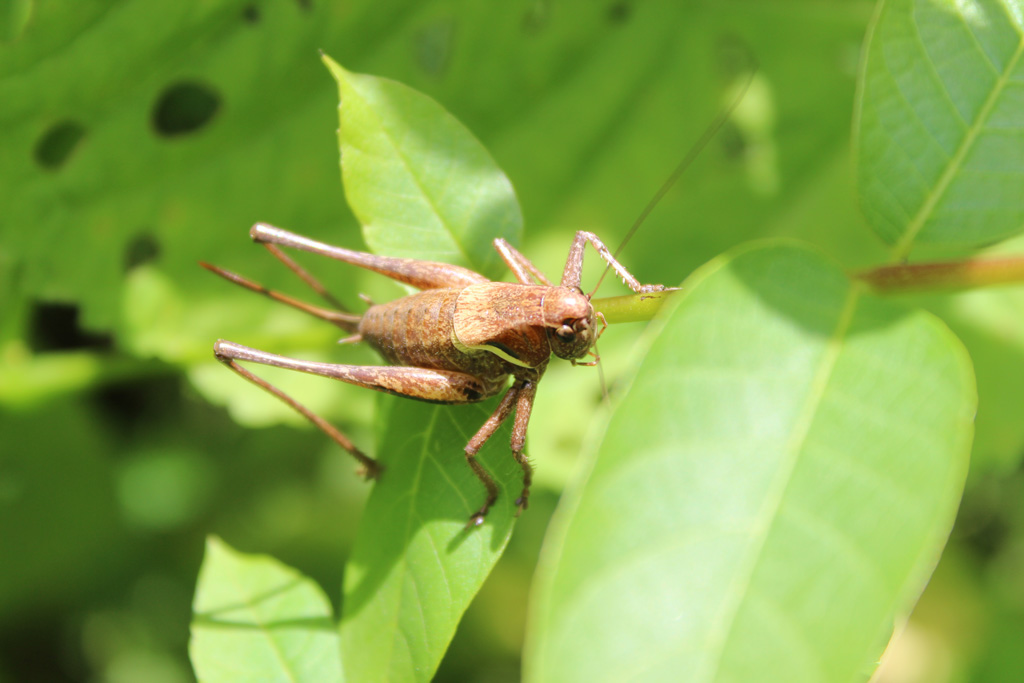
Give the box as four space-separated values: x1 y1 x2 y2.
261 242 350 312
200 261 362 332
214 345 382 480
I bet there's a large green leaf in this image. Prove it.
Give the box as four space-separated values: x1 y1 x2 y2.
340 396 519 682
2 0 365 331
526 242 975 682
324 55 522 279
316 56 522 680
855 0 1024 256
190 536 344 682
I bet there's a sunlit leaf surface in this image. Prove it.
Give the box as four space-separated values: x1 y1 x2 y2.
856 0 1024 255
190 537 344 682
527 242 975 682
324 56 522 278
340 397 519 682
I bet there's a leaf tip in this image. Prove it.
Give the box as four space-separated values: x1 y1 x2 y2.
320 51 347 83
202 534 232 564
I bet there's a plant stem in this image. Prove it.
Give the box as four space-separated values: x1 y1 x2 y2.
596 256 1024 324
593 289 679 324
855 256 1024 293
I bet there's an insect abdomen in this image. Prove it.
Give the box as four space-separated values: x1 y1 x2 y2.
359 289 507 381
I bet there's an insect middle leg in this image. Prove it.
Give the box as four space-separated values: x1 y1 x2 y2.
199 260 361 332
463 374 541 526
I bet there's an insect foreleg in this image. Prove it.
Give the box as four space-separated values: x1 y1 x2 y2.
560 230 666 294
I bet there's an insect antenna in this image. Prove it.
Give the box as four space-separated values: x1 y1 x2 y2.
594 339 610 403
589 65 758 297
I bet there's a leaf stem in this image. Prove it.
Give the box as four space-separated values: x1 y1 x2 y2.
855 255 1024 293
594 255 1024 321
593 289 679 324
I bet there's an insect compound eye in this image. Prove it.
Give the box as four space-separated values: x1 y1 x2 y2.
557 324 575 339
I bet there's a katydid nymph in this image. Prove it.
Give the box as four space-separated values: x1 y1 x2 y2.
203 69 748 527
202 224 665 526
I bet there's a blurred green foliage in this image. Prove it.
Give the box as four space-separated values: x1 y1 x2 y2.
2 0 1023 681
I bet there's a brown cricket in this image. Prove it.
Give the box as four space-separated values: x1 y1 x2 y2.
202 223 664 526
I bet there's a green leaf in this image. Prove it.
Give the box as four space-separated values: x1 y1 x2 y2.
4 0 365 330
316 59 522 680
855 0 1024 256
323 54 522 279
340 395 519 682
0 0 32 43
190 537 344 683
526 242 975 682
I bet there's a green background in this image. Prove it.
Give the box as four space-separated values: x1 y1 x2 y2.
2 0 1023 681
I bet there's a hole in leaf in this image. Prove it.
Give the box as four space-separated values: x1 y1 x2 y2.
0 619 76 683
522 0 550 33
90 375 184 436
28 302 113 353
242 3 260 22
34 120 87 170
607 1 630 23
718 121 746 161
124 232 161 271
954 477 1015 560
152 82 221 137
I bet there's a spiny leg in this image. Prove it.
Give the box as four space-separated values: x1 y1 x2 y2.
250 223 490 290
215 340 500 404
493 238 553 286
560 230 667 294
213 341 506 483
508 379 539 513
261 242 349 312
464 383 522 527
214 351 382 480
200 262 361 332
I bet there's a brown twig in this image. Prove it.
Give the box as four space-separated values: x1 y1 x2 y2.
855 256 1024 293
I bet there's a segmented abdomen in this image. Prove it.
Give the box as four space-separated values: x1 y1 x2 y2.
358 289 508 381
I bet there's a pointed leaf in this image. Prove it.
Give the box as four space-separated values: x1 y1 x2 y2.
340 396 519 682
855 0 1024 255
527 242 975 682
323 55 522 279
190 537 344 683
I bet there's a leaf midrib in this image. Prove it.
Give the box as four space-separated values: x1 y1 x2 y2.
891 22 1024 258
382 406 437 681
697 283 862 681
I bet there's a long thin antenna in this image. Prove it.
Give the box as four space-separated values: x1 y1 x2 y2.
592 65 758 293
